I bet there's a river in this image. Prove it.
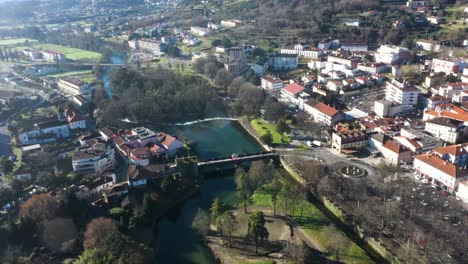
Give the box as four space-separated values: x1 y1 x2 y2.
155 120 263 264
101 53 127 97
100 55 263 263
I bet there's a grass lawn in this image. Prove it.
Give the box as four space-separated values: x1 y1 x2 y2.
0 38 37 46
250 118 290 144
12 147 22 172
46 70 96 82
15 43 102 62
251 187 373 264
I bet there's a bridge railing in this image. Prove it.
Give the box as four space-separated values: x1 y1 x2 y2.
198 151 277 164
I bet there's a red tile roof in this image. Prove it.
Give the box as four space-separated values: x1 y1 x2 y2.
414 153 468 178
283 83 304 95
307 101 339 117
383 140 411 154
433 143 468 157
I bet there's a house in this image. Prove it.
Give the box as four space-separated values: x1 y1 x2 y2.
19 120 70 145
261 76 284 91
419 94 450 110
281 83 307 108
427 16 443 24
406 0 427 9
269 55 298 70
456 180 468 203
400 127 443 152
327 54 359 68
112 127 184 166
73 95 88 108
414 143 468 193
416 39 441 52
340 41 368 52
433 82 468 98
74 172 116 200
190 26 210 37
40 50 65 62
327 79 344 92
72 139 115 174
375 45 411 64
357 63 388 74
102 181 129 203
380 139 412 165
57 78 93 96
332 130 368 154
13 170 32 180
99 127 116 142
220 19 242 28
393 136 423 154
431 58 466 74
64 109 86 130
250 60 269 76
304 101 344 126
424 117 464 144
207 22 222 30
385 79 419 113
280 44 323 58
130 38 166 55
127 164 167 187
308 58 327 70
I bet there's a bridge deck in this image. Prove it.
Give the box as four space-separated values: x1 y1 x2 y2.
197 152 278 167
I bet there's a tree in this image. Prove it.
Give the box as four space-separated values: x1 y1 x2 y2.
259 132 273 145
323 225 349 262
214 69 234 89
75 249 114 264
42 218 78 253
192 208 210 241
83 217 118 249
0 157 14 175
217 211 237 247
210 197 223 224
235 168 253 213
19 193 59 223
276 119 289 135
246 211 269 254
248 160 275 191
59 189 87 221
160 174 176 193
271 194 278 216
204 62 220 80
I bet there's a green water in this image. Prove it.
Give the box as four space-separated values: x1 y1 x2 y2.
155 120 263 264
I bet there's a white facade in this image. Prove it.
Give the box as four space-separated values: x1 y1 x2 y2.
414 155 468 192
424 119 462 144
431 58 465 74
385 79 419 112
58 79 92 96
20 121 70 145
261 76 284 91
280 44 323 58
190 26 210 37
72 146 115 174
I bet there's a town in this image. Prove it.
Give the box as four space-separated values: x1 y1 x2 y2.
0 0 467 263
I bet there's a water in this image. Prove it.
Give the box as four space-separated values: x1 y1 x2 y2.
101 53 127 97
155 119 263 264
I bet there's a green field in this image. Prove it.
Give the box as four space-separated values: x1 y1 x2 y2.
15 43 102 62
250 118 291 144
251 188 373 264
0 38 37 46
46 70 96 82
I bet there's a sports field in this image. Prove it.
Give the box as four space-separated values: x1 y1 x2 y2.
15 43 102 62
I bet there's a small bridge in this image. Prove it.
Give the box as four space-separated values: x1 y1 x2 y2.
198 151 279 168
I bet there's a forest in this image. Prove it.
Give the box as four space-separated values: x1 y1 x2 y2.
96 68 220 126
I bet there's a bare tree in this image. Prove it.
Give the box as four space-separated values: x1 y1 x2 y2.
83 217 118 249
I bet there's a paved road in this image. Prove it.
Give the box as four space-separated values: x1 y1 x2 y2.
0 124 11 157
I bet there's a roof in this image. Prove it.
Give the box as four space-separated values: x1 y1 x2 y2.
382 140 411 154
414 153 468 178
426 117 460 128
37 120 68 130
100 127 115 138
433 143 468 157
306 101 339 117
283 83 305 95
261 75 282 83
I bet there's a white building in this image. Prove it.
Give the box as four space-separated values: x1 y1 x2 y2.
375 45 411 64
19 120 70 145
340 42 368 52
384 79 419 112
304 101 344 126
190 26 210 37
424 117 464 144
220 19 242 28
40 50 65 62
416 39 441 52
281 83 306 108
431 58 465 74
57 78 92 96
72 141 115 174
75 173 116 200
261 76 284 91
280 44 323 58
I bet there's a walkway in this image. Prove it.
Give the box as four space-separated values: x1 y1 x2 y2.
198 152 278 167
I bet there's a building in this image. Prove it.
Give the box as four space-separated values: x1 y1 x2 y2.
357 63 388 74
406 0 427 9
424 117 464 144
220 19 242 28
74 172 116 200
416 39 441 52
13 170 32 181
221 47 246 74
64 109 86 130
375 45 411 64
260 76 283 91
40 50 65 62
190 26 210 37
72 140 115 174
431 58 465 74
400 127 443 153
57 78 92 96
280 44 323 58
332 130 368 154
427 16 443 24
207 22 222 30
380 139 412 165
111 127 184 166
340 41 368 52
129 38 166 55
269 55 298 70
384 79 419 112
304 101 344 126
19 120 70 145
281 83 306 108
414 143 468 193
127 164 168 187
327 55 359 68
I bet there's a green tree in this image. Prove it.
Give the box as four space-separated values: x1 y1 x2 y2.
246 211 269 254
276 119 289 134
259 132 273 145
75 248 114 264
192 208 210 241
235 168 253 213
59 189 87 221
0 158 14 175
217 211 237 247
210 197 223 224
